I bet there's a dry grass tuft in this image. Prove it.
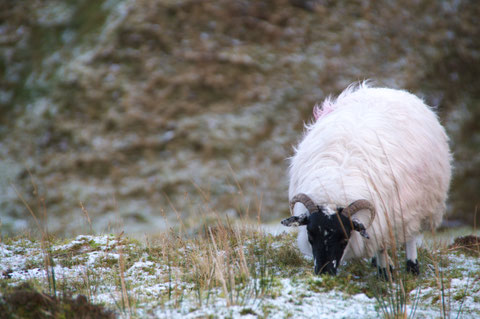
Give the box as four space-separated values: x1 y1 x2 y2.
449 235 480 255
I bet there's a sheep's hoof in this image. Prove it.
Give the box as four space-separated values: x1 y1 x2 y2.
377 267 389 281
372 258 394 280
376 265 394 281
406 259 420 275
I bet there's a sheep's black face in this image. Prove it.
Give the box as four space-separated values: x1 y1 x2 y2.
306 209 353 275
281 206 369 275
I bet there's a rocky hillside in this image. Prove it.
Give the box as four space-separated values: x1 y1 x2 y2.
1 0 479 235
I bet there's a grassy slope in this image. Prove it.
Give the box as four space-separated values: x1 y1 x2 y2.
1 224 479 318
1 0 479 236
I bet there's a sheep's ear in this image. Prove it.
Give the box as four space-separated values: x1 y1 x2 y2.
352 218 369 239
281 213 309 227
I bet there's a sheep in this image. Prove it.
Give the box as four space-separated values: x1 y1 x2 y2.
281 83 452 277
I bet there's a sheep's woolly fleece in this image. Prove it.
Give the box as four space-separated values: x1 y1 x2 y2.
1 234 480 318
290 84 452 264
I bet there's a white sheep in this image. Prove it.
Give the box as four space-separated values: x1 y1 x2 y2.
281 83 452 276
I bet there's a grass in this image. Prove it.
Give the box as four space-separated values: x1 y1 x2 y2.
1 221 479 318
2 175 479 318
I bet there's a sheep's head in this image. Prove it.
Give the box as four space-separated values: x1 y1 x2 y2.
281 194 375 275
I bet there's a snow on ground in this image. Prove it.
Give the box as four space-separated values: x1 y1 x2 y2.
1 234 479 318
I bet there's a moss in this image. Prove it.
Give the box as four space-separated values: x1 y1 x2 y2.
88 239 103 250
260 303 276 318
58 255 88 268
239 307 257 316
97 255 119 268
24 258 44 270
453 291 467 301
307 274 358 294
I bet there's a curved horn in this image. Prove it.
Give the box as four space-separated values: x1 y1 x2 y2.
289 193 317 214
341 199 376 228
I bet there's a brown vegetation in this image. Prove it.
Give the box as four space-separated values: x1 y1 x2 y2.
0 283 115 319
1 0 479 235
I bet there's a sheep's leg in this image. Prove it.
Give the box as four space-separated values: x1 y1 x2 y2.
375 250 393 280
406 237 420 275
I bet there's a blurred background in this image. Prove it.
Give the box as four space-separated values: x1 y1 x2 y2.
1 0 479 237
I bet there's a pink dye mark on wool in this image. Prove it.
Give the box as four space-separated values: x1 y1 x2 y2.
313 100 335 121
